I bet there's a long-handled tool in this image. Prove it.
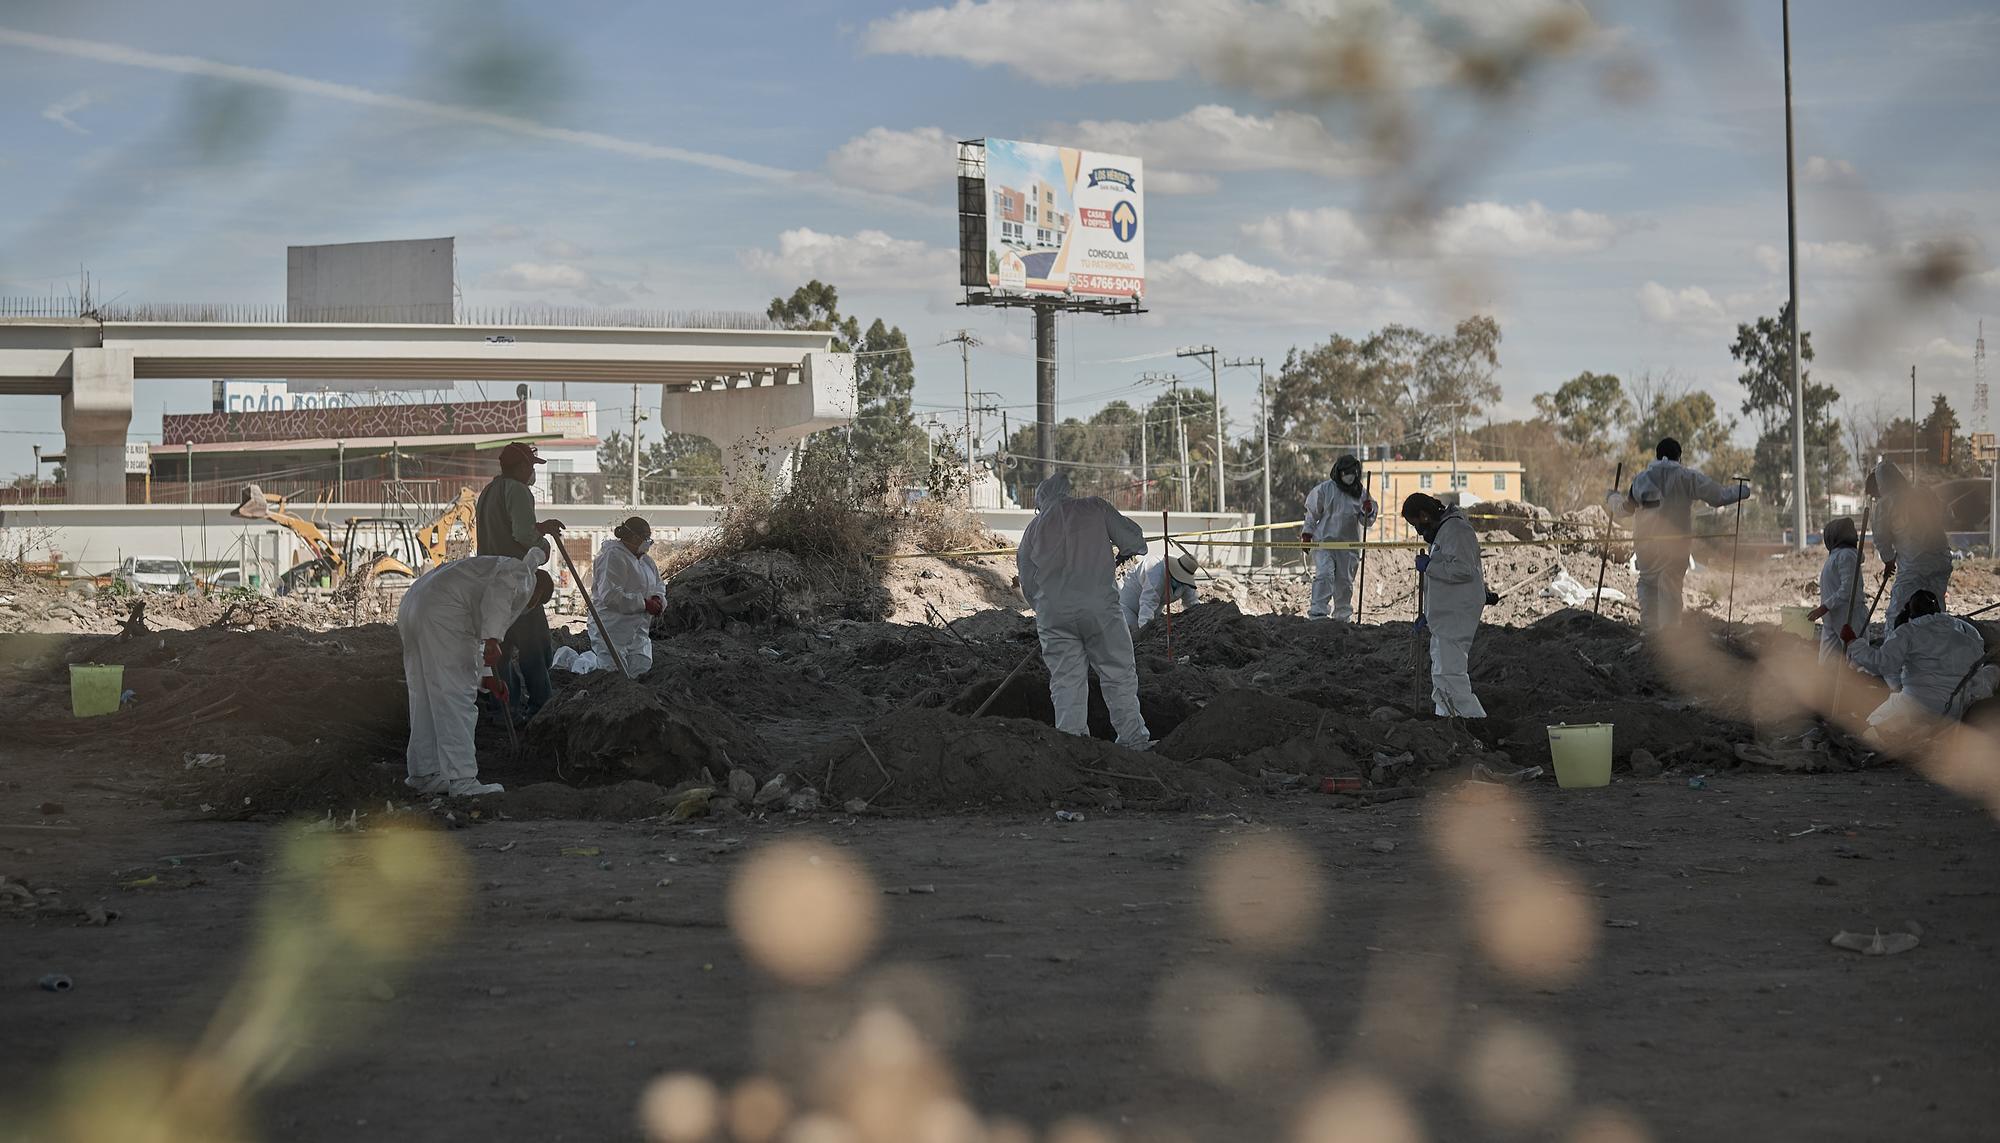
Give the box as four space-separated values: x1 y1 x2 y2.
1724 475 1750 629
1962 599 2000 621
1160 510 1173 660
972 647 1038 719
1593 461 1624 617
553 536 629 677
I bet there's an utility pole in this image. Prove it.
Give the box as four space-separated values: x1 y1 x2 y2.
1783 0 1808 549
1138 410 1149 511
629 382 645 506
1910 364 1919 484
1434 402 1467 498
1178 345 1223 512
1226 356 1269 566
942 331 982 508
1035 305 1057 483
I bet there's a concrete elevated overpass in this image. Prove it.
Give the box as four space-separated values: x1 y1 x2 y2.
0 318 856 502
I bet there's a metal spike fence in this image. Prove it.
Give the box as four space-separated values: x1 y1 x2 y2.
0 297 775 330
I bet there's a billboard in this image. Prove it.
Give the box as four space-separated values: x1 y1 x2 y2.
212 380 359 413
979 139 1143 302
288 237 455 392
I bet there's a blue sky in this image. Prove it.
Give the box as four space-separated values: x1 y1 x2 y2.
2 0 1996 478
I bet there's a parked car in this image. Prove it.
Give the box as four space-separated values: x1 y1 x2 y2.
116 556 194 593
208 569 244 590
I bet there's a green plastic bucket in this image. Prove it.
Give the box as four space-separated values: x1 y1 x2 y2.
1546 722 1613 788
70 663 124 718
1779 605 1815 639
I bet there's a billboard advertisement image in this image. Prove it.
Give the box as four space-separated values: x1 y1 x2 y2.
982 139 1144 301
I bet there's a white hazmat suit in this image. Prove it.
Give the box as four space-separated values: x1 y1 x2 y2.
1611 458 1748 630
1870 461 1954 626
568 539 664 676
397 550 544 795
1848 611 1997 736
1816 543 1865 661
1016 474 1153 748
1120 551 1197 632
1302 476 1375 621
1420 506 1489 719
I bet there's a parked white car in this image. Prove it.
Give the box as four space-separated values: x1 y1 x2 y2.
116 556 194 593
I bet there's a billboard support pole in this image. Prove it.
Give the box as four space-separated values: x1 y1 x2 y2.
1035 304 1057 485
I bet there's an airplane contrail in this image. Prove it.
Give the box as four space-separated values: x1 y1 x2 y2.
0 25 796 182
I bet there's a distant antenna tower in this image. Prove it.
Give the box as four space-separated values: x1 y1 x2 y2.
1975 320 1989 434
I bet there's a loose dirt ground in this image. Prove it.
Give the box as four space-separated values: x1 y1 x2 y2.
4 546 1999 1141
4 767 1997 1141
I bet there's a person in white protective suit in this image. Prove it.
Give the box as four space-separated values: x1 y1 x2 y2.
1015 472 1153 748
565 516 665 676
1809 516 1868 662
398 549 553 797
1403 493 1490 719
1608 438 1751 631
1846 590 1998 744
1300 455 1376 621
1866 460 1954 629
1120 550 1199 633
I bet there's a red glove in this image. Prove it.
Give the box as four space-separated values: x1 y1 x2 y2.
483 638 503 667
1362 498 1376 516
644 596 663 616
1299 533 1314 543
1840 625 1857 643
480 675 510 707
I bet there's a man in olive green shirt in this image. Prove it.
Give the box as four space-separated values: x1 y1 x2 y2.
477 442 565 719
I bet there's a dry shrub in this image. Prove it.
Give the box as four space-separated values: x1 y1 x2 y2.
910 497 996 555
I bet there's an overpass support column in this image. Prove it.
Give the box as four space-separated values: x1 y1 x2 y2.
660 349 858 497
61 348 134 504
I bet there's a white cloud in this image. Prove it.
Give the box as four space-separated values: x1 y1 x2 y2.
1802 155 1857 183
1061 104 1369 184
1752 240 1880 275
1244 199 1622 263
1636 281 1726 327
539 238 589 259
1431 200 1620 257
482 262 593 291
1147 251 1406 322
864 0 1448 93
1146 170 1223 196
42 90 96 135
1242 207 1372 262
1913 336 1973 363
740 229 956 290
825 125 956 195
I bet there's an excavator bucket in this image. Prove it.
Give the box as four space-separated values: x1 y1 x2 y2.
232 484 273 521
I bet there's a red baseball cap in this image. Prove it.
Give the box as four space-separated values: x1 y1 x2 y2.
498 441 546 467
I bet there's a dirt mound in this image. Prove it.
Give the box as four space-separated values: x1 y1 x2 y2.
660 552 801 631
817 709 1243 812
1157 690 1327 762
527 670 773 784
1137 600 1272 666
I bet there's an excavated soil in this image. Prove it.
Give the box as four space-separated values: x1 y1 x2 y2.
5 544 1996 823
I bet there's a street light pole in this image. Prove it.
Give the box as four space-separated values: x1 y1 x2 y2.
1783 0 1808 550
1178 345 1223 513
942 331 982 508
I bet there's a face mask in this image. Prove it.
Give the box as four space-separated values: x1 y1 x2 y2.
636 538 654 555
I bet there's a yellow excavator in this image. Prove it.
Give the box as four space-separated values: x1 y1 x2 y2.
231 485 424 595
414 486 480 564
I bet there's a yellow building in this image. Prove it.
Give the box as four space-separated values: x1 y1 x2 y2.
1365 459 1526 542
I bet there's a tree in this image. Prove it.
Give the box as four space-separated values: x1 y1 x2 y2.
1730 303 1846 512
1533 371 1627 455
1875 394 1982 480
1262 316 1504 514
767 280 927 476
599 429 724 504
